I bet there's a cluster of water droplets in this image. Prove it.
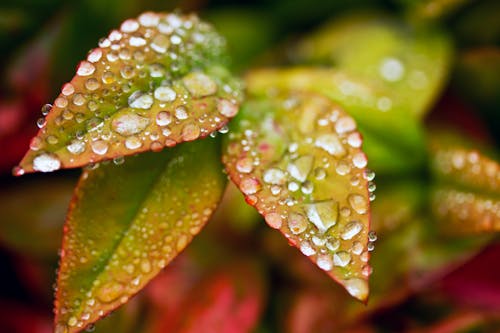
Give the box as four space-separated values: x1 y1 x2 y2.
224 93 376 300
55 150 222 331
16 11 241 175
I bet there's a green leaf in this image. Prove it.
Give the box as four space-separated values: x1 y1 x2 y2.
16 12 242 175
223 92 373 302
429 130 500 235
291 11 453 119
54 138 226 332
245 67 426 174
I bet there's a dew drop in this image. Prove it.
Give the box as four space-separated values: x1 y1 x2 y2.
336 160 350 175
348 194 368 215
317 254 333 271
156 111 172 126
128 91 153 109
125 136 142 150
87 48 102 63
236 157 253 173
315 134 345 157
379 57 405 82
335 116 356 134
175 106 188 120
326 239 340 251
120 19 139 33
352 153 368 169
54 96 68 108
347 132 362 148
33 153 61 172
112 111 150 136
240 177 261 195
288 212 307 234
341 221 363 240
67 140 85 155
129 36 147 47
265 213 282 229
77 61 96 76
37 117 46 128
138 12 159 27
288 155 314 182
62 84 75 96
154 86 176 102
96 281 124 303
181 123 201 141
344 278 368 300
300 241 316 256
304 200 338 233
151 34 170 53
41 103 52 116
182 72 218 98
120 65 136 79
217 99 238 117
263 167 286 185
91 140 109 155
333 251 351 267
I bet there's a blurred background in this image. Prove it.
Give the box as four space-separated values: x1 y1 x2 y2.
1 0 500 332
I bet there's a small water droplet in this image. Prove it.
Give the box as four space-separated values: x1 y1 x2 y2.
87 48 102 63
304 200 338 233
236 157 253 173
156 111 172 126
317 254 333 271
96 281 124 303
288 212 307 234
77 61 96 76
300 241 316 256
181 123 201 141
183 72 218 98
62 84 75 96
333 251 351 267
343 278 368 300
129 35 147 47
217 99 238 117
352 153 367 169
315 134 345 157
263 167 286 185
336 160 350 175
120 19 139 33
128 91 153 109
67 140 85 155
240 177 261 195
288 155 314 182
379 57 405 82
125 136 142 150
151 34 170 53
175 106 188 120
265 213 282 229
348 194 368 215
112 111 150 136
154 86 177 102
91 140 109 155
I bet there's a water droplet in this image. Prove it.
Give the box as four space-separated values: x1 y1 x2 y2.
352 153 367 169
315 134 345 157
102 71 116 84
33 153 61 172
112 111 150 136
379 57 405 82
87 48 102 63
263 167 286 185
326 239 340 251
287 155 314 182
288 212 307 234
156 111 172 126
138 12 159 27
72 93 86 106
96 281 124 303
77 61 96 76
125 136 142 150
217 99 238 117
304 200 338 233
335 116 356 134
154 86 176 102
55 96 68 108
41 103 52 115
336 160 350 175
37 117 46 128
170 35 182 45
182 72 218 98
317 254 333 271
175 106 188 120
265 213 282 229
364 169 375 181
314 167 326 180
300 241 316 256
113 156 125 165
348 194 368 215
67 140 85 155
240 177 261 195
347 132 362 148
120 19 139 33
312 235 326 246
176 234 189 252
62 83 75 96
151 34 170 53
129 36 147 47
341 221 363 240
368 231 377 242
236 157 253 173
288 182 299 192
128 91 153 109
351 241 364 255
181 123 201 141
333 251 351 267
68 317 78 327
91 140 109 155
377 97 392 112
343 278 368 300
120 65 136 79
140 259 151 273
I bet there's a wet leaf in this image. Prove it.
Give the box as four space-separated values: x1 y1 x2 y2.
245 67 426 174
429 130 500 234
291 11 453 119
223 92 373 301
16 12 242 175
54 138 226 332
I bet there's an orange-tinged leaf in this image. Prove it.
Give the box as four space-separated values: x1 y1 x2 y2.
54 138 226 332
223 92 373 301
16 12 242 175
429 130 500 234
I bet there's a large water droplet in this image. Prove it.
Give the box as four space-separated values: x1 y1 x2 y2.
112 111 150 136
304 200 338 233
348 194 368 215
182 72 218 98
317 254 333 271
91 140 109 155
288 155 314 182
315 134 345 157
156 111 172 126
333 251 351 267
343 278 368 300
263 167 286 185
217 99 238 117
125 136 142 150
181 123 201 141
288 212 307 234
77 61 96 76
128 91 153 109
341 221 363 240
33 153 61 172
67 140 85 155
265 213 282 229
240 177 261 195
154 86 176 102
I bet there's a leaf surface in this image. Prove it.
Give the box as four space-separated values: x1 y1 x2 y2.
55 138 226 332
223 92 373 301
429 130 500 234
16 12 241 175
245 67 426 174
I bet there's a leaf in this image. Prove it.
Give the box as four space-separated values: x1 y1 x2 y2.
429 130 500 234
291 11 453 119
245 67 426 174
223 92 373 302
54 138 226 332
16 12 242 175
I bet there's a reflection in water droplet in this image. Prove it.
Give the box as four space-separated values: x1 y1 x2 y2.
181 123 201 141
